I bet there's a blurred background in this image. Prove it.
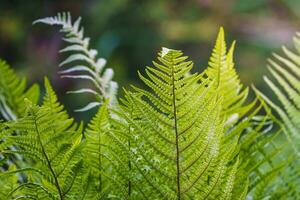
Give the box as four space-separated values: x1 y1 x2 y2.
0 0 300 119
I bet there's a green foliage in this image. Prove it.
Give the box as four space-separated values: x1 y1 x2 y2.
206 27 249 119
256 33 300 152
0 13 298 200
204 29 290 199
84 103 127 198
254 32 300 199
0 59 39 120
0 79 87 199
117 47 243 199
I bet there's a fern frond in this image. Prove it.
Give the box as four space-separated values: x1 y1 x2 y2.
205 27 248 120
0 17 296 199
33 12 118 111
116 47 241 199
0 59 39 120
258 34 300 152
252 32 300 198
205 28 292 199
83 102 132 198
0 79 85 199
0 165 20 199
85 103 112 195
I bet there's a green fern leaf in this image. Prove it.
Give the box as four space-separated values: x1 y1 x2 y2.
0 59 39 120
0 80 85 199
118 47 240 199
259 36 300 150
253 32 300 198
205 27 248 120
205 28 292 199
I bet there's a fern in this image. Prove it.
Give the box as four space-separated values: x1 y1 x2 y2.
0 79 86 199
255 33 300 152
205 27 249 120
33 12 118 112
80 31 292 199
253 32 300 198
0 12 297 199
109 91 151 199
0 165 20 199
205 28 293 199
113 47 243 199
0 60 40 174
84 102 134 199
0 59 39 120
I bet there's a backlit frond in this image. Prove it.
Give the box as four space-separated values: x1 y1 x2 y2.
206 27 249 120
34 12 118 111
117 48 241 199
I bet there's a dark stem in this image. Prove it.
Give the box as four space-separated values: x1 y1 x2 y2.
32 111 63 200
128 140 132 197
171 53 181 200
98 130 102 192
128 106 133 198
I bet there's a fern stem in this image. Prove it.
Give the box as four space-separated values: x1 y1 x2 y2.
32 110 64 200
98 130 102 192
127 106 133 198
170 52 181 200
128 140 132 197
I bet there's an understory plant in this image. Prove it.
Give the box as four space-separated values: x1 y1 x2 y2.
0 12 298 199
